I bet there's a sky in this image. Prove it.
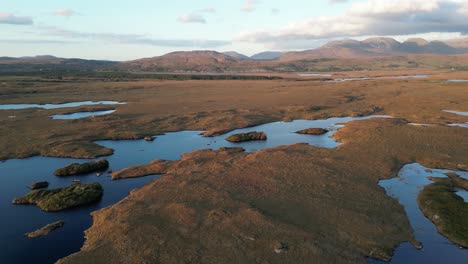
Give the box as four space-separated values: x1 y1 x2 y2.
1 0 468 60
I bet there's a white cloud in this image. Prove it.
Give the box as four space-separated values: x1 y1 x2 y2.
236 0 468 48
177 14 206 24
0 13 33 25
33 26 230 48
329 0 348 4
199 7 216 13
242 0 260 12
53 9 78 17
350 0 439 16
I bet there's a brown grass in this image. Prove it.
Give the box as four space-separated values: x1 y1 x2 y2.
1 71 467 160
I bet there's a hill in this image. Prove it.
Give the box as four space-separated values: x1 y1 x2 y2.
250 51 283 60
222 51 250 60
280 37 466 61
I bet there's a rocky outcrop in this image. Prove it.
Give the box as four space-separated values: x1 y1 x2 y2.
226 131 267 142
28 181 49 190
25 221 65 238
54 159 109 176
144 136 155 142
273 241 288 254
111 159 172 180
13 183 103 212
295 128 329 135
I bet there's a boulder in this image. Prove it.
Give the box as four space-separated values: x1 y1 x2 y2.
28 181 49 190
273 241 288 254
54 159 109 176
25 221 65 238
13 183 103 212
226 132 267 143
144 136 155 142
295 128 329 135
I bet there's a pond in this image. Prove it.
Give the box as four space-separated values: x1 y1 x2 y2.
51 110 116 120
0 115 388 263
370 163 468 264
0 101 125 110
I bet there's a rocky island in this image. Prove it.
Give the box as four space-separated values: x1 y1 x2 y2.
226 131 267 142
295 128 329 135
28 181 49 190
13 183 103 212
25 221 65 238
54 159 109 177
111 159 172 180
418 173 468 248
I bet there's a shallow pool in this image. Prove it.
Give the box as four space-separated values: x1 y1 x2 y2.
0 101 125 110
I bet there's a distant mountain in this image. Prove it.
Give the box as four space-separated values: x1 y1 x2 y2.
222 51 249 60
446 37 468 49
3 36 468 74
280 37 466 61
0 56 117 73
250 51 283 61
123 50 244 72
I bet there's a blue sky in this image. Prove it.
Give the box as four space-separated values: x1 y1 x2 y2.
1 0 467 60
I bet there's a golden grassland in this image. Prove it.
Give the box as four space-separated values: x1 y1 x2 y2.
1 70 468 263
58 118 468 264
0 70 467 160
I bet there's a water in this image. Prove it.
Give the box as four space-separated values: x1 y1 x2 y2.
370 163 468 264
0 115 388 263
449 123 468 128
0 101 125 110
51 110 116 120
456 191 468 202
444 110 468 117
329 75 427 82
448 80 468 83
330 77 371 82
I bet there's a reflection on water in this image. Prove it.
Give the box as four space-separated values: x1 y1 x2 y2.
0 101 125 110
0 115 388 263
329 75 428 82
370 163 468 264
444 110 468 117
51 110 116 120
456 191 468 203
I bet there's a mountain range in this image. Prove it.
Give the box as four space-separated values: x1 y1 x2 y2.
2 37 468 73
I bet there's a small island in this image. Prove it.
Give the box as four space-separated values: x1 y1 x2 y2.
295 128 329 135
111 159 171 180
144 136 155 142
418 173 468 248
54 159 109 176
13 183 103 212
226 131 267 142
28 181 49 190
25 221 65 238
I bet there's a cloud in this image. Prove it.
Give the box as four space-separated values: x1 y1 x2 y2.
199 7 216 13
36 26 230 48
242 0 260 12
329 0 348 3
53 9 78 17
178 7 215 24
271 8 280 15
236 0 468 48
178 14 206 23
0 13 33 25
0 39 77 44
